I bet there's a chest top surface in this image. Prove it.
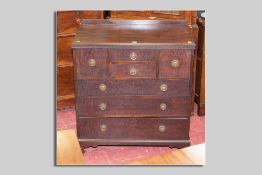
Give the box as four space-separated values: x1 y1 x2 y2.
72 20 195 49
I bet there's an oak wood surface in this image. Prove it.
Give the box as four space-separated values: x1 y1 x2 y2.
128 143 205 165
56 130 85 165
76 79 190 97
72 20 195 49
109 49 158 62
77 117 189 140
76 96 191 117
109 62 157 79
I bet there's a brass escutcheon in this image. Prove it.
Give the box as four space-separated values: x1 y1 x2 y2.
99 84 107 91
159 125 166 132
100 124 107 132
160 103 167 111
171 59 179 68
130 67 137 76
88 59 96 67
99 103 107 111
160 84 168 92
129 52 137 60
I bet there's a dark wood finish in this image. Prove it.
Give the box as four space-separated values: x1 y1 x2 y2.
77 117 190 140
56 11 103 109
109 49 158 62
109 62 157 79
195 17 205 116
76 79 190 97
72 20 195 49
73 20 195 148
110 11 196 25
108 10 198 116
159 49 192 79
74 48 108 79
76 96 190 117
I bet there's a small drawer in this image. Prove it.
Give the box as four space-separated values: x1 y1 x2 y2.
77 117 190 140
159 49 192 79
109 49 158 62
77 79 190 97
109 63 157 79
74 48 108 79
76 96 190 117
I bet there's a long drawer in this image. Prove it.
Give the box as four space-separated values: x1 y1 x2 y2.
77 117 190 140
76 96 191 117
76 79 190 97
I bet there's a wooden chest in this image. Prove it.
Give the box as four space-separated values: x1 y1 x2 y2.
72 20 195 149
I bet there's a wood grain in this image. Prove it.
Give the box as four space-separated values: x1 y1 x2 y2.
72 20 195 49
56 11 103 109
109 62 157 79
76 79 190 97
77 117 190 140
159 49 192 79
76 96 191 117
73 19 195 149
110 11 197 25
56 130 85 165
128 143 205 165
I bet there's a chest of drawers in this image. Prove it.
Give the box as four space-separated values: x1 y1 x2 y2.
72 20 195 149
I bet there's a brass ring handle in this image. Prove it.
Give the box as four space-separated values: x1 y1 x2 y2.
129 52 137 60
171 59 179 68
100 124 107 132
160 84 168 92
99 103 107 111
159 125 166 132
99 84 107 91
88 59 96 67
160 103 167 111
130 67 137 76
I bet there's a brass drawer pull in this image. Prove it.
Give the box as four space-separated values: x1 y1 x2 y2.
171 59 179 68
130 67 137 76
99 84 107 91
88 59 96 67
159 125 166 132
129 52 137 60
99 103 107 111
100 124 107 132
160 84 168 92
160 103 167 111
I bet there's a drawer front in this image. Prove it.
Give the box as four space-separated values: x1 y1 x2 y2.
109 49 158 62
77 117 190 140
159 49 192 79
109 63 156 79
76 96 190 117
77 79 190 97
74 48 108 79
